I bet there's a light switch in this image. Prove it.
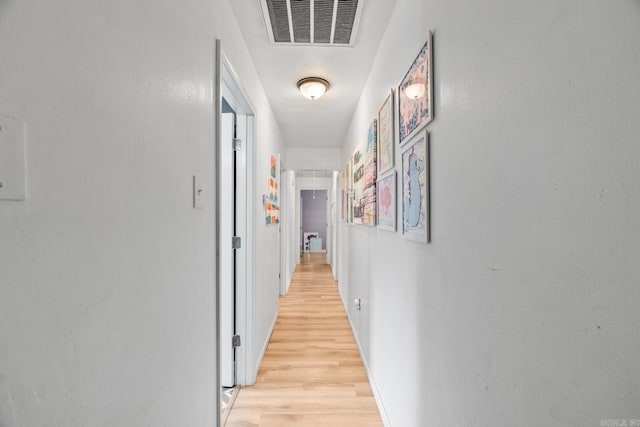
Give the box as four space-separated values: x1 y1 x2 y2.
193 175 203 209
0 115 26 201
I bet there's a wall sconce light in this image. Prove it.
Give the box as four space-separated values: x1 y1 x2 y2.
403 78 426 100
297 77 330 100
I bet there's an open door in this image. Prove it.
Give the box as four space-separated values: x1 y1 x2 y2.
217 44 257 426
220 111 236 388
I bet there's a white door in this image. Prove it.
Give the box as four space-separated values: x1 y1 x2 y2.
220 112 235 387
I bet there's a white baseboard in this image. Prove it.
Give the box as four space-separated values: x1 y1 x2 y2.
255 309 279 376
344 308 393 427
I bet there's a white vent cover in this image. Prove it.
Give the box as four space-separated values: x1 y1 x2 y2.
260 0 362 46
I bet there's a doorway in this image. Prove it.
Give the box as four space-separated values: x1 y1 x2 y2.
220 106 237 389
301 190 328 254
216 41 256 425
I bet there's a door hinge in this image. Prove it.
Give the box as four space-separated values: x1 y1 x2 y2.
232 334 241 348
232 138 242 151
232 236 241 249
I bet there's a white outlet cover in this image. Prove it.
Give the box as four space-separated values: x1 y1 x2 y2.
0 115 26 201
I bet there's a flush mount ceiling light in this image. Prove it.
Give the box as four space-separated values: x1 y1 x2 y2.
297 77 330 100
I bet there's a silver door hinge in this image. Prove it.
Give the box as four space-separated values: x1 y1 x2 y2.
232 236 241 249
232 138 242 151
232 335 241 348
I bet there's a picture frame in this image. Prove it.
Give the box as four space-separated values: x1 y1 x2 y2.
265 153 280 225
401 129 429 242
398 31 434 146
341 159 353 223
376 171 396 231
377 89 395 175
352 120 377 226
303 232 320 252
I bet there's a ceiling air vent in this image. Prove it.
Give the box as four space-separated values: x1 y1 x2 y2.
260 0 362 46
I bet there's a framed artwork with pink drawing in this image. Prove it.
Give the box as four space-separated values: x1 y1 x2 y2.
376 172 396 231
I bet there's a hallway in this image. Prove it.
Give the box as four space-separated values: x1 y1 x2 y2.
225 254 383 426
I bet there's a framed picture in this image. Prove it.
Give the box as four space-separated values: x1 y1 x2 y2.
341 159 353 223
401 130 429 242
377 90 394 174
352 120 377 226
398 31 433 145
265 154 280 225
303 232 320 252
376 171 396 231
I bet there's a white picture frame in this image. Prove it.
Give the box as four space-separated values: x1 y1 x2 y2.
401 129 429 242
377 90 395 175
376 171 396 231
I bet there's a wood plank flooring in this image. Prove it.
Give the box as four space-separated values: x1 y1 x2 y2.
225 253 383 427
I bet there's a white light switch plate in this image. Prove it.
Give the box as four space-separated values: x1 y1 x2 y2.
0 115 26 201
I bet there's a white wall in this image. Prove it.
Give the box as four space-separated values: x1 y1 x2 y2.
0 0 283 425
286 147 342 171
329 171 339 277
252 147 282 375
339 1 640 426
280 170 297 295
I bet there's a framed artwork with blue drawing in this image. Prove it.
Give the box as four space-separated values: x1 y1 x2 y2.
398 31 433 146
401 129 429 242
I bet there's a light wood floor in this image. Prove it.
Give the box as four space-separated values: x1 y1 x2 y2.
225 253 383 427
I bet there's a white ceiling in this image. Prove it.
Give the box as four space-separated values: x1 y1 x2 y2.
229 0 396 149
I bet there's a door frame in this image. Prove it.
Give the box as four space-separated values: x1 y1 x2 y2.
219 112 236 388
295 178 333 263
215 41 256 417
299 189 329 253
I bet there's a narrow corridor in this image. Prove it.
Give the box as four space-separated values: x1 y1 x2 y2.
225 253 383 426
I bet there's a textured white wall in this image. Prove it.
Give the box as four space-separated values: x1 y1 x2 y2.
329 171 339 277
280 170 297 295
286 147 342 171
252 141 284 374
0 0 283 425
339 1 640 426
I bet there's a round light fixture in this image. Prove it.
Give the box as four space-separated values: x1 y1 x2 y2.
297 77 330 100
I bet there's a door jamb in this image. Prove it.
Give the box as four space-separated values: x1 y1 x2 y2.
216 41 257 413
